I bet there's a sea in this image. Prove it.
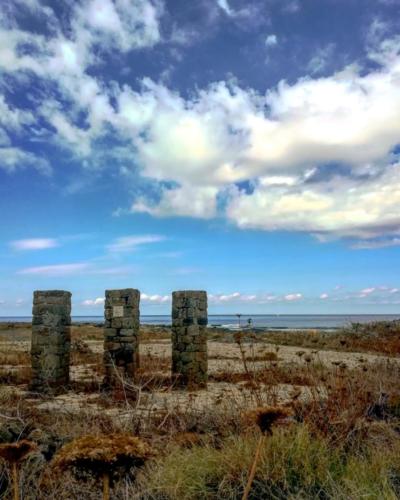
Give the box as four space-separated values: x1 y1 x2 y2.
1 314 399 330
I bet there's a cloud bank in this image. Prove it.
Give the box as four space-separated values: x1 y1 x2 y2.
1 2 400 246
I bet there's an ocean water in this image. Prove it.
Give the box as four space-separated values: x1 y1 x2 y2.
1 314 399 330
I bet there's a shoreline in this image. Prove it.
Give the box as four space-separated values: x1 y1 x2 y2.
0 319 385 333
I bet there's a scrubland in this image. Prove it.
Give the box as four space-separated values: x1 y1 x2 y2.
0 321 398 498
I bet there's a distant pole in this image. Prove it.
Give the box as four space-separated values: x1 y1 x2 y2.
236 313 242 328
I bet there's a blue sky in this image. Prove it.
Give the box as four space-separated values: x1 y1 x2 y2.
1 0 400 315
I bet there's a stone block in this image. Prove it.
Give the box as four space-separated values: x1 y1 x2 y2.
103 288 140 386
171 291 208 388
111 317 123 329
30 290 71 392
104 328 118 338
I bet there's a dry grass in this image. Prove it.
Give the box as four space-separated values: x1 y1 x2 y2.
0 321 398 498
258 320 400 356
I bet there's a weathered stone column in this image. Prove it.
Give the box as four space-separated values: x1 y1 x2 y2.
172 291 208 388
103 289 140 386
30 290 71 392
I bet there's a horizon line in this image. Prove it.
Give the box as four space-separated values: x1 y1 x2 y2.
1 313 400 318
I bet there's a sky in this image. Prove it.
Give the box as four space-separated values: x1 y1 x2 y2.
1 0 400 316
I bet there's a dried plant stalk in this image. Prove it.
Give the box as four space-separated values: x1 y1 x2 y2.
242 434 265 500
0 440 37 500
12 462 18 500
102 471 110 500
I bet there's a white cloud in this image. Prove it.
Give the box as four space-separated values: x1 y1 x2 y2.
141 293 170 303
73 0 163 53
351 238 400 250
44 109 93 156
307 43 335 74
265 34 278 47
216 0 233 16
209 292 306 304
0 28 46 74
326 285 400 304
118 42 400 240
10 238 59 251
115 79 256 187
226 161 400 239
82 297 105 306
0 95 34 131
1 1 400 245
107 235 165 252
209 292 266 303
0 0 163 167
215 0 265 21
0 147 51 174
0 0 163 74
284 293 303 301
320 293 329 299
17 263 89 276
359 287 376 297
133 185 219 219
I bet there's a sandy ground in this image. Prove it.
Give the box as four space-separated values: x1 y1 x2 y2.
0 338 391 369
0 332 396 419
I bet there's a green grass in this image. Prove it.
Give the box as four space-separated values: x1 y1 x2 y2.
138 425 400 499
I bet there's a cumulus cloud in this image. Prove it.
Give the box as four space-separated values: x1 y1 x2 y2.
265 34 278 47
284 293 303 301
10 238 59 251
215 0 261 21
209 292 258 303
82 297 105 306
0 0 163 74
80 292 169 306
0 147 51 174
133 185 219 219
141 293 170 303
216 0 233 16
118 43 400 242
0 0 164 167
1 2 400 245
73 0 163 53
0 95 50 172
226 161 400 239
316 284 400 304
209 292 305 303
78 287 400 307
0 95 34 131
359 287 376 298
107 235 165 252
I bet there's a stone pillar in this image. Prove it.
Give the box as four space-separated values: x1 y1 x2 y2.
30 290 71 392
103 289 140 386
172 291 208 388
